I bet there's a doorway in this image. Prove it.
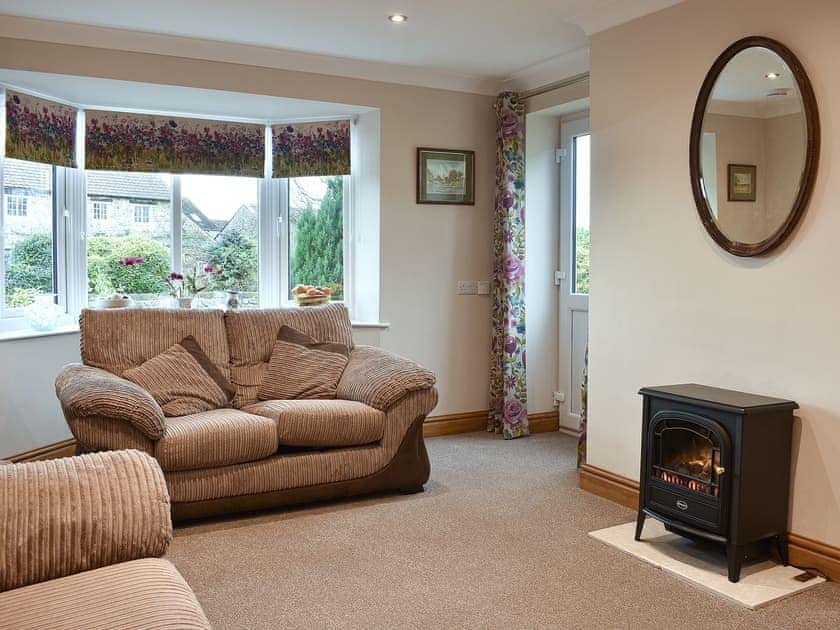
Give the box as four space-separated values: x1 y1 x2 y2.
558 114 590 432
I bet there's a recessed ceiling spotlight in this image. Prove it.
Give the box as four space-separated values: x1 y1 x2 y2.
765 72 780 79
388 14 407 23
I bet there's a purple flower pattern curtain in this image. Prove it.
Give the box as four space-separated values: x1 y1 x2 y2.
488 92 529 439
5 90 77 167
272 120 351 178
85 111 265 176
578 343 588 467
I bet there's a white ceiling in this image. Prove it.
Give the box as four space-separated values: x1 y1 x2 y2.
0 0 685 93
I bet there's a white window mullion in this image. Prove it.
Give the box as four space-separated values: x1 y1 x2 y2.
259 177 283 308
171 175 182 273
63 167 87 318
342 174 353 316
0 158 6 320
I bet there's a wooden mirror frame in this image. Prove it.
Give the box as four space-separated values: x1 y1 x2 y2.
689 36 820 257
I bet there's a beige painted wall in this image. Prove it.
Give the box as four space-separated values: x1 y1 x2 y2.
0 35 498 456
589 0 840 546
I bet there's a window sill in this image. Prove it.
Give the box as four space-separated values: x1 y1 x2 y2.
0 324 80 343
0 320 389 342
351 321 390 330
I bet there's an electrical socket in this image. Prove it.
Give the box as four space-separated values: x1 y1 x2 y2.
457 281 479 295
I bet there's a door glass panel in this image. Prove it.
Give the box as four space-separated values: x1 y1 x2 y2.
573 134 590 295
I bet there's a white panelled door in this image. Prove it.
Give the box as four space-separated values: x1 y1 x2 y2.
558 114 590 431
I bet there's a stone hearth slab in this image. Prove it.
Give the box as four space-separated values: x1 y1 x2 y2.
589 520 825 609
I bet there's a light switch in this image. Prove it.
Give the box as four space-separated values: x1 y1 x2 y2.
477 281 490 295
457 281 479 295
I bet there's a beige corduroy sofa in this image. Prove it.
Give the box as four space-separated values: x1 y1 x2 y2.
0 450 211 630
55 304 438 520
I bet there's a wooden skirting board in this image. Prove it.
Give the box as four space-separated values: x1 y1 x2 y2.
579 463 840 582
423 410 560 437
7 438 77 463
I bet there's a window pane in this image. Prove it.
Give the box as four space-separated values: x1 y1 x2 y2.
288 176 344 300
573 134 591 295
181 174 259 308
3 159 55 310
86 171 172 304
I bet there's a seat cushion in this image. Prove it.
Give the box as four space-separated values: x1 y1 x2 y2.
257 325 349 401
0 558 210 630
156 409 278 471
243 399 385 447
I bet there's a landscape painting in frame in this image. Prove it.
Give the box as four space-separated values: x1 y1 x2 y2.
727 163 757 202
417 148 475 205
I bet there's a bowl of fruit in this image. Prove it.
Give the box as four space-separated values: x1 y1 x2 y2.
292 284 332 307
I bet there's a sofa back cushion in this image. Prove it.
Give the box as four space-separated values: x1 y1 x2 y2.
80 308 230 380
225 303 353 407
123 337 234 417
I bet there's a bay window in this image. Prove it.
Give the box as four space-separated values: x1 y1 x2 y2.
1 85 375 335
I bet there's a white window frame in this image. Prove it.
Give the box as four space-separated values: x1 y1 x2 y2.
5 194 28 217
279 175 352 306
0 160 65 328
91 200 109 221
133 204 151 224
1 160 357 332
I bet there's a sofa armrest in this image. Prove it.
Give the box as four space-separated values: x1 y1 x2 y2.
337 345 436 411
56 363 165 440
0 450 172 592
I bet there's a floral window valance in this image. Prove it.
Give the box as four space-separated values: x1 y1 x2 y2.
85 111 265 177
5 90 77 168
272 120 350 178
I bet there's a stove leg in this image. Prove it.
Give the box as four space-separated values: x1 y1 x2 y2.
727 543 743 583
634 511 646 541
776 534 789 566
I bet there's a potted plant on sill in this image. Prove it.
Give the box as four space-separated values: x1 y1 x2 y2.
162 263 224 309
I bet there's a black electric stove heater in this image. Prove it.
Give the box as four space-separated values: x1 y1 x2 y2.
635 384 797 582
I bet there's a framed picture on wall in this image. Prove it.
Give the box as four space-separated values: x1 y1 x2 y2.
728 163 757 202
416 148 475 205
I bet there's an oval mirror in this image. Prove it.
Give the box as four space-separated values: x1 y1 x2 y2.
690 37 819 256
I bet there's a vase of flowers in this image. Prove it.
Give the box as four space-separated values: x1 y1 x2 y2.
161 263 224 309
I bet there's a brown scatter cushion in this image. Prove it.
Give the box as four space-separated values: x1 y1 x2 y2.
123 336 234 417
258 326 349 401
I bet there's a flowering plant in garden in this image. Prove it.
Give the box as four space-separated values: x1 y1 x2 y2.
161 263 224 298
112 256 146 296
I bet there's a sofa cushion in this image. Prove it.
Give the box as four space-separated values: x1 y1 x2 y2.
156 409 278 471
225 303 353 407
123 337 234 417
258 326 349 401
243 399 385 447
80 308 231 380
0 558 210 630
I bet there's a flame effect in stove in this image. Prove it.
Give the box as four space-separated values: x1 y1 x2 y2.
658 470 719 496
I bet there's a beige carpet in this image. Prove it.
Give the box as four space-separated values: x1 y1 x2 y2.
167 432 840 629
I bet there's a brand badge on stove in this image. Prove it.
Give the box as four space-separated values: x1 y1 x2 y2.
676 499 689 510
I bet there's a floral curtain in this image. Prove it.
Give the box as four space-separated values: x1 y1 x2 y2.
85 111 265 176
488 92 529 440
5 90 77 167
272 120 350 178
578 344 588 467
